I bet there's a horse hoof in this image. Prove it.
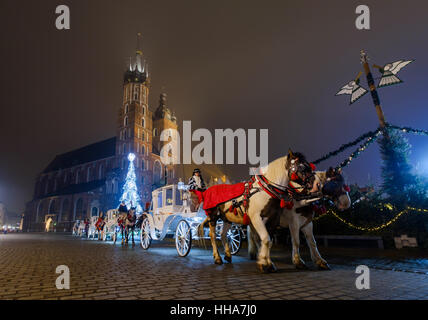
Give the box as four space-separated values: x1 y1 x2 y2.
224 255 232 263
257 263 271 273
295 261 308 270
267 263 277 273
317 261 331 270
214 258 223 265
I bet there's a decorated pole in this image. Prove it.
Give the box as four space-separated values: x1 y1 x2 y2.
360 50 387 128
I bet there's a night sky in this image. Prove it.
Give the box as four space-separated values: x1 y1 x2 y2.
1 0 428 214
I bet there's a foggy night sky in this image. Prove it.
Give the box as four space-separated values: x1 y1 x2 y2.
1 0 428 214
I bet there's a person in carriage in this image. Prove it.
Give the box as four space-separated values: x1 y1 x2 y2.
188 168 207 211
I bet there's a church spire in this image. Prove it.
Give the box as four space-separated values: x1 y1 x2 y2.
123 32 148 84
135 32 143 72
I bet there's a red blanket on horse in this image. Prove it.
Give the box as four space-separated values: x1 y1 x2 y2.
202 183 246 211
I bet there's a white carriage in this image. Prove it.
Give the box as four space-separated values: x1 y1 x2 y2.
87 216 100 239
140 184 244 257
72 219 87 237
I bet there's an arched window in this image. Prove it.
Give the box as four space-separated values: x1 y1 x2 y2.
142 106 146 116
61 199 70 222
141 159 145 170
87 167 92 182
75 170 81 184
141 145 145 155
133 84 139 101
141 118 145 128
125 104 129 114
36 201 44 222
48 200 57 214
153 128 158 136
124 116 128 127
98 164 103 180
75 198 84 220
153 161 162 185
142 131 145 141
123 143 127 154
91 207 99 217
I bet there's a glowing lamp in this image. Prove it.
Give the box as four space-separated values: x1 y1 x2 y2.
128 153 136 162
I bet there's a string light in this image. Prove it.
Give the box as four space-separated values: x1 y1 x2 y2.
313 204 428 232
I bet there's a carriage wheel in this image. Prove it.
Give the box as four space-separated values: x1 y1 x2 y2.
175 220 192 257
228 224 242 255
140 218 152 250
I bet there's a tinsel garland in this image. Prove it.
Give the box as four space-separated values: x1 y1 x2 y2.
337 131 382 169
312 124 428 168
312 128 381 165
387 124 428 136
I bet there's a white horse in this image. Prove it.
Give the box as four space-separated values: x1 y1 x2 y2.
201 153 320 272
248 169 351 270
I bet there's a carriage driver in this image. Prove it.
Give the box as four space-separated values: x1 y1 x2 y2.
188 168 207 209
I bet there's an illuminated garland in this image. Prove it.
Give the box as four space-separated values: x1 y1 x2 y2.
387 124 428 137
312 124 428 168
314 205 428 232
312 128 381 165
337 131 382 169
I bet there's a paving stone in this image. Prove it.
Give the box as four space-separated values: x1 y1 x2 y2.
1 233 428 300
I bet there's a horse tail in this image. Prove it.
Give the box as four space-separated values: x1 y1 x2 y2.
247 223 259 260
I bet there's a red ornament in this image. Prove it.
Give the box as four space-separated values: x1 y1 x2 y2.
291 172 299 181
310 163 316 171
344 185 351 192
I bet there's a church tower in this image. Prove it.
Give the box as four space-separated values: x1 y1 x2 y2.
152 92 178 186
117 33 153 202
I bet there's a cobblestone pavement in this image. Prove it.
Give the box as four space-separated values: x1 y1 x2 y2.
0 233 427 300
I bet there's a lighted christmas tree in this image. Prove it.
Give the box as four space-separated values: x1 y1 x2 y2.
119 153 142 213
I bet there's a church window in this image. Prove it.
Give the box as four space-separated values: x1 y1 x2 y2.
124 116 128 127
142 106 146 116
153 128 158 136
134 85 139 101
141 159 145 170
142 131 145 141
141 145 145 155
125 104 129 114
141 118 145 128
124 130 127 140
123 143 127 154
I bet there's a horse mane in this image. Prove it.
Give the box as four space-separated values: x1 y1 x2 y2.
263 155 289 186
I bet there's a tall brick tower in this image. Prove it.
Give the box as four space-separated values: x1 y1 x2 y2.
117 33 153 202
152 92 178 186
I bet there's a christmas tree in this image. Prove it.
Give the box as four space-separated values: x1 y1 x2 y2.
119 153 142 213
378 127 417 202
